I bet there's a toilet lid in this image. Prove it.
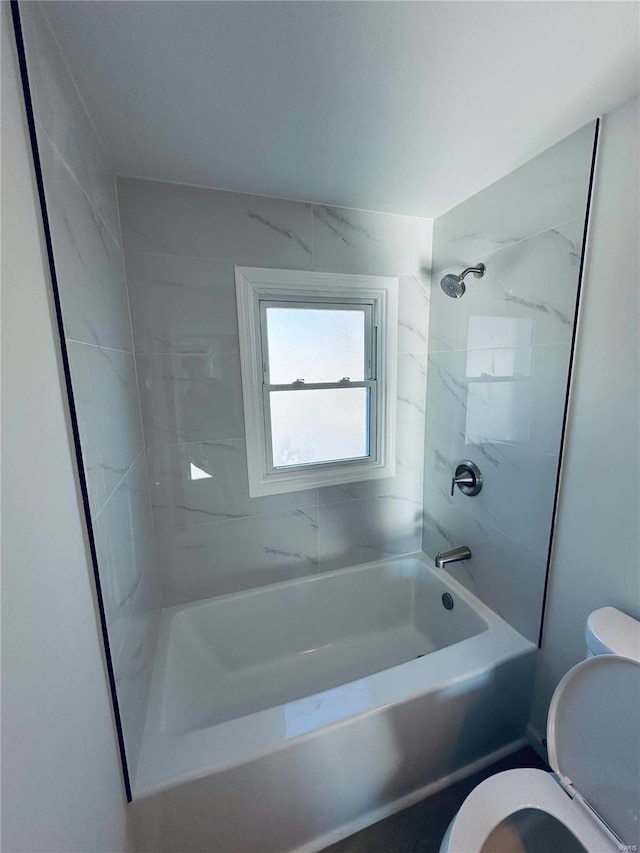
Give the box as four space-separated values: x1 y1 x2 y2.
547 655 640 847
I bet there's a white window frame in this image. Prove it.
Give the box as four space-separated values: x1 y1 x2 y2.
235 267 398 497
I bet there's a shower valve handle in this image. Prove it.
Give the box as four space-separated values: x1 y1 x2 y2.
450 461 483 497
451 471 475 496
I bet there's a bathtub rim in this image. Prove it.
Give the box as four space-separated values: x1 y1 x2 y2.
157 549 489 618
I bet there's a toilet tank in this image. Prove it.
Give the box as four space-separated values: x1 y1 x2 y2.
585 607 640 660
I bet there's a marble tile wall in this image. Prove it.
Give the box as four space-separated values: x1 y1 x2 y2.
20 3 160 777
423 121 597 643
118 177 432 605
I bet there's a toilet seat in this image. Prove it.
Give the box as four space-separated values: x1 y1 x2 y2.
440 768 619 852
441 655 640 852
546 655 640 845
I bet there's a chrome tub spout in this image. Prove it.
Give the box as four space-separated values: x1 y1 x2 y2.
435 546 472 569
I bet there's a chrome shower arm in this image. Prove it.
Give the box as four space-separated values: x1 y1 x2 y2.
459 265 486 281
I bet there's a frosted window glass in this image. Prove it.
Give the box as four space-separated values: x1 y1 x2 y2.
266 308 365 384
270 388 368 467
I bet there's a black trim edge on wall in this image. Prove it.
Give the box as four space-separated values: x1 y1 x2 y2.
10 0 132 802
537 117 601 649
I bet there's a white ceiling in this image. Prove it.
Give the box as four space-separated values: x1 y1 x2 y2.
43 1 639 218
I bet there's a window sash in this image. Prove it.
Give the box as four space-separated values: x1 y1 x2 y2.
259 298 376 385
263 381 377 474
259 296 378 475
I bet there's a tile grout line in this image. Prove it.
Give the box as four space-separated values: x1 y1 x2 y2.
426 342 572 355
38 3 116 182
152 500 321 537
422 478 555 558
117 172 436 222
113 246 429 278
65 337 134 355
152 492 423 537
423 421 561 458
113 177 162 590
434 213 583 273
93 446 145 524
310 200 315 268
33 115 122 249
147 436 246 450
121 248 317 265
315 486 321 572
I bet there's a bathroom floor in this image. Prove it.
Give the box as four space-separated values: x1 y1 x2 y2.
322 747 549 853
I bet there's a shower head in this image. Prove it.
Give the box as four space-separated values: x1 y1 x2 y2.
440 264 486 299
441 273 466 299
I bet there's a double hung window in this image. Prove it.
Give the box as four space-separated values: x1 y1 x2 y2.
235 268 397 496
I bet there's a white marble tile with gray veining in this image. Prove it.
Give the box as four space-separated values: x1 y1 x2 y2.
461 531 547 644
397 352 428 425
425 345 571 456
423 426 558 554
318 496 422 572
318 422 424 506
426 348 531 439
37 136 133 351
429 218 583 353
114 577 160 778
424 350 470 435
421 500 491 564
530 344 572 456
489 220 581 336
312 205 431 276
128 500 161 640
117 177 313 266
433 121 595 270
422 427 554 641
126 253 239 354
137 351 244 449
464 374 537 450
422 507 546 643
20 2 120 240
462 344 571 459
422 427 458 518
397 275 431 355
93 452 153 661
422 438 511 563
158 508 320 606
148 439 317 531
67 341 144 518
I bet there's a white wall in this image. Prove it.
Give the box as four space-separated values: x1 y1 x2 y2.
530 95 640 738
117 176 432 606
1 3 131 849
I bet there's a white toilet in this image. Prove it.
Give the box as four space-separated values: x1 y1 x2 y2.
441 606 640 853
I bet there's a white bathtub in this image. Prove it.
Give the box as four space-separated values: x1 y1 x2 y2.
132 554 536 852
